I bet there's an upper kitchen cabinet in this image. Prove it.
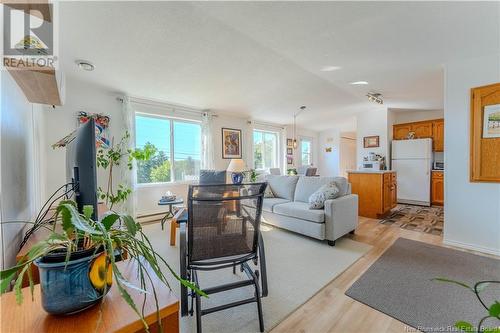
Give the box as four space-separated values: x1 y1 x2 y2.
432 119 444 152
393 124 413 140
393 118 444 152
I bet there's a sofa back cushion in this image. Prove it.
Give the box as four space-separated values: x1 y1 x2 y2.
266 175 299 200
199 170 226 184
294 176 349 203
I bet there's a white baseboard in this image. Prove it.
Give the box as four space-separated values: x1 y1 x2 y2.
443 238 500 257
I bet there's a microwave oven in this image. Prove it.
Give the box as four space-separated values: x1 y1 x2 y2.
361 161 383 171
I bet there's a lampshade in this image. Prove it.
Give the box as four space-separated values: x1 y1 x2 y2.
227 159 247 173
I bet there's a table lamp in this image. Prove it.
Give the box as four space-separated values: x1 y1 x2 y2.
227 159 247 184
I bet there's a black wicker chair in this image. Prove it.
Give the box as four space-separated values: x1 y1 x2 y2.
179 183 268 332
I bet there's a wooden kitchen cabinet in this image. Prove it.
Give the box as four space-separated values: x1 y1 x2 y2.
393 118 444 152
348 171 397 219
431 171 444 205
393 124 412 140
412 121 433 138
432 119 444 152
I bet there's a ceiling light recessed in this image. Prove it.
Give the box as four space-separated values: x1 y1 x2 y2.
350 81 368 85
320 66 341 72
76 60 95 71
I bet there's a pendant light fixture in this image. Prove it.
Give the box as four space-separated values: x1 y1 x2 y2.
293 106 306 149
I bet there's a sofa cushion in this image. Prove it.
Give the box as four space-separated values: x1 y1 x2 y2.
273 201 325 223
294 176 349 202
262 198 290 212
309 183 340 209
266 175 299 200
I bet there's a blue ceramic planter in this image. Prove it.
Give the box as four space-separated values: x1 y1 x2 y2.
35 252 110 315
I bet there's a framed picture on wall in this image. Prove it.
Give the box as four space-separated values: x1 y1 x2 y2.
287 138 293 147
363 136 380 148
287 156 293 165
483 104 500 138
287 148 293 155
222 128 242 159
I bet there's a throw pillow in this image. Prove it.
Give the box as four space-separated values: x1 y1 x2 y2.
308 182 340 209
264 183 275 198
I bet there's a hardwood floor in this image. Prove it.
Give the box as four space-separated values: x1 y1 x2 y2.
270 217 445 333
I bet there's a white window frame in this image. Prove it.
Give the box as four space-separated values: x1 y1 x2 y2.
135 112 202 186
252 128 281 171
299 136 313 167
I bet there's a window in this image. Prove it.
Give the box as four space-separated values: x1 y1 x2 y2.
253 130 279 170
300 138 312 166
135 114 201 183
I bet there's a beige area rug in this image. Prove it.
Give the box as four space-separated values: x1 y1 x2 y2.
143 222 372 333
380 204 444 235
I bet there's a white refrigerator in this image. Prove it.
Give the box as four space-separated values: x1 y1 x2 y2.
391 138 433 206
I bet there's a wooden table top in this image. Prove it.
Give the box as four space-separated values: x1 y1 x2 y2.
1 259 179 333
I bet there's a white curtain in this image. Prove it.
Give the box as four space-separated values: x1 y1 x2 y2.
201 111 214 170
121 96 137 217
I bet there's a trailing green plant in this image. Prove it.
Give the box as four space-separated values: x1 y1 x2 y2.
96 132 157 209
433 278 500 333
0 200 205 331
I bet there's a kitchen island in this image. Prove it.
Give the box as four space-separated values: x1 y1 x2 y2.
347 170 397 218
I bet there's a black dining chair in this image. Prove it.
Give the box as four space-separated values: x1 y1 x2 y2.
179 182 268 332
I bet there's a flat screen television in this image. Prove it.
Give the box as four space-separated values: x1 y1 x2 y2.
66 118 98 220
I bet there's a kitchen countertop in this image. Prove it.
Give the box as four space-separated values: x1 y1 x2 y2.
432 169 445 172
347 170 396 174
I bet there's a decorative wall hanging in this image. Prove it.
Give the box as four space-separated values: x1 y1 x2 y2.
287 139 293 147
52 111 111 149
325 147 333 153
222 128 242 159
287 148 293 155
363 136 380 148
470 83 500 182
287 156 293 165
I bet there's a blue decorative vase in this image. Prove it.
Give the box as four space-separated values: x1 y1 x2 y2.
231 172 244 184
35 251 111 315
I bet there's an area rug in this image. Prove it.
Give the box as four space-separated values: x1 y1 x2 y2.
345 238 500 333
380 204 444 235
143 222 372 333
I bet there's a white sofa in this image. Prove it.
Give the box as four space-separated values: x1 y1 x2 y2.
262 175 358 246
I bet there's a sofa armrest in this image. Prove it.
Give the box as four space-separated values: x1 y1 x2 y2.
323 194 358 242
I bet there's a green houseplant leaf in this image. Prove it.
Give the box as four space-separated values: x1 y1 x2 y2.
489 301 500 317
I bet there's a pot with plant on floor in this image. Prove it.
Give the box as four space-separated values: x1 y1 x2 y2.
0 201 205 329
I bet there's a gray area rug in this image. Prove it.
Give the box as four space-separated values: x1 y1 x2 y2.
345 238 500 333
144 222 372 333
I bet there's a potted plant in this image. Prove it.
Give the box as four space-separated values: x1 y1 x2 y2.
0 200 203 330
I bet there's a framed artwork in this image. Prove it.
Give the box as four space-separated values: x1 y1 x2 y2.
363 136 380 148
287 156 293 165
483 104 500 138
287 148 293 155
222 128 242 159
287 138 293 147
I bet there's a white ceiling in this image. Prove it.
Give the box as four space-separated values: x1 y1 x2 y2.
59 1 499 131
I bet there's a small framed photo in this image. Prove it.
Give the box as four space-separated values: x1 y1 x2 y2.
287 156 293 165
287 148 293 155
222 128 242 159
363 136 380 148
483 104 500 138
287 138 293 147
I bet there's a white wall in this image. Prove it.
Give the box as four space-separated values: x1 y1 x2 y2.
318 128 341 177
355 108 389 168
392 109 444 124
41 77 124 202
0 73 41 269
443 54 500 255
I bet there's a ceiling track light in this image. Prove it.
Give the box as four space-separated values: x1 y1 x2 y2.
366 92 383 105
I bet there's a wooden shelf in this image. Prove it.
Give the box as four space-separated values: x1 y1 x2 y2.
4 58 63 106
